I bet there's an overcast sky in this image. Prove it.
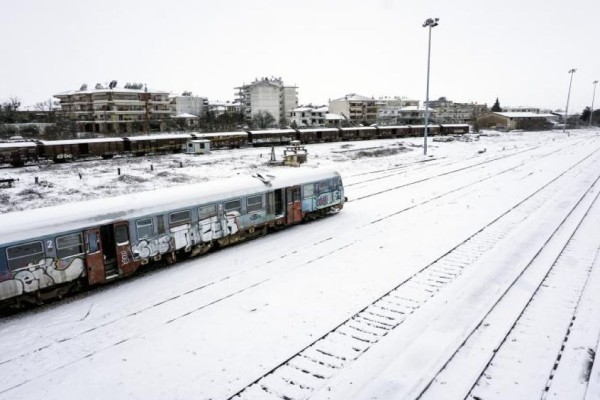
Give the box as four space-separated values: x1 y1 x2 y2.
1 0 599 112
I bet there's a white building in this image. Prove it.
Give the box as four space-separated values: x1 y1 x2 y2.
289 105 328 127
329 94 378 124
235 77 298 126
170 94 208 117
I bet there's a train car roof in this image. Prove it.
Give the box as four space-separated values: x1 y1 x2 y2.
0 142 37 148
37 138 123 145
340 126 376 131
0 167 341 245
298 128 340 133
195 132 247 138
124 133 193 141
247 129 297 135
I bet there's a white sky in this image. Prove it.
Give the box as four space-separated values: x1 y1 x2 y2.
1 0 599 112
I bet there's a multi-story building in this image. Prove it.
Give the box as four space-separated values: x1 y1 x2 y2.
235 77 298 126
208 100 242 117
170 94 208 117
328 94 378 124
376 97 422 125
425 97 488 124
289 105 328 127
54 83 171 134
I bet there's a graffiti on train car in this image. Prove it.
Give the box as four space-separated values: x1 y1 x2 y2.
0 257 85 301
130 212 240 261
314 190 342 209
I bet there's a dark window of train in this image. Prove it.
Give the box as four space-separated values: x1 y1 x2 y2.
6 241 44 270
170 210 191 225
319 179 333 193
136 218 154 239
115 225 129 245
303 183 315 198
224 199 241 213
156 216 165 234
198 204 217 220
293 187 301 201
56 233 84 259
246 195 264 213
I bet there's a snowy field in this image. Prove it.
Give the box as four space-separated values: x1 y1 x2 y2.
1 129 600 400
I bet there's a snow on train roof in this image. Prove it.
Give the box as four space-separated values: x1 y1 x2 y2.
125 133 193 141
195 131 247 138
0 167 341 245
298 128 340 133
37 138 123 145
248 129 297 135
0 142 37 148
340 126 376 131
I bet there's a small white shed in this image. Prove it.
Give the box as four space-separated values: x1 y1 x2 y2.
186 139 211 154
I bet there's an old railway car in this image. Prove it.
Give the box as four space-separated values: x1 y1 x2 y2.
38 138 125 162
0 142 38 167
193 131 249 149
0 167 345 306
296 128 340 143
123 133 192 155
247 129 297 147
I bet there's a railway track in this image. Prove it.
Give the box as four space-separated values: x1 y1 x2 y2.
2 137 600 399
414 169 600 400
227 144 600 399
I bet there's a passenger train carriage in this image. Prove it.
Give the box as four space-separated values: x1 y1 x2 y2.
0 167 345 306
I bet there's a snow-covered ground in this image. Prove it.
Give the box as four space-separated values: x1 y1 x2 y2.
1 129 600 400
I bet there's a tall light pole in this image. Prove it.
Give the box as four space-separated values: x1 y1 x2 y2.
423 17 439 156
590 80 598 127
564 68 577 132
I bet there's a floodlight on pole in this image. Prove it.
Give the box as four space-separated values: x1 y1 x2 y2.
422 17 439 156
590 80 598 127
564 68 577 132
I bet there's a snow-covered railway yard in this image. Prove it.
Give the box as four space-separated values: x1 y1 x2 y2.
1 130 600 399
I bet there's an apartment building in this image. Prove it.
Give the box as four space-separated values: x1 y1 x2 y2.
289 105 328 127
328 94 378 124
376 97 422 125
54 83 171 134
170 94 209 117
235 77 298 126
425 97 488 124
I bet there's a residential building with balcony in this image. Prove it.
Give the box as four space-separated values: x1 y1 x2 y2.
425 97 488 124
54 84 171 134
376 97 422 125
235 77 298 126
329 94 378 124
289 105 328 127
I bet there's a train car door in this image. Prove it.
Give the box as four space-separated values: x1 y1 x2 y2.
286 186 302 224
113 221 139 276
84 228 105 285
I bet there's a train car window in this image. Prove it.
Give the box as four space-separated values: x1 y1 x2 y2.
224 199 241 213
293 187 301 201
6 241 44 270
87 231 99 253
170 210 191 225
303 183 314 198
115 225 129 245
198 204 217 220
56 233 84 259
157 216 165 234
246 195 264 213
319 179 333 193
136 218 154 239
